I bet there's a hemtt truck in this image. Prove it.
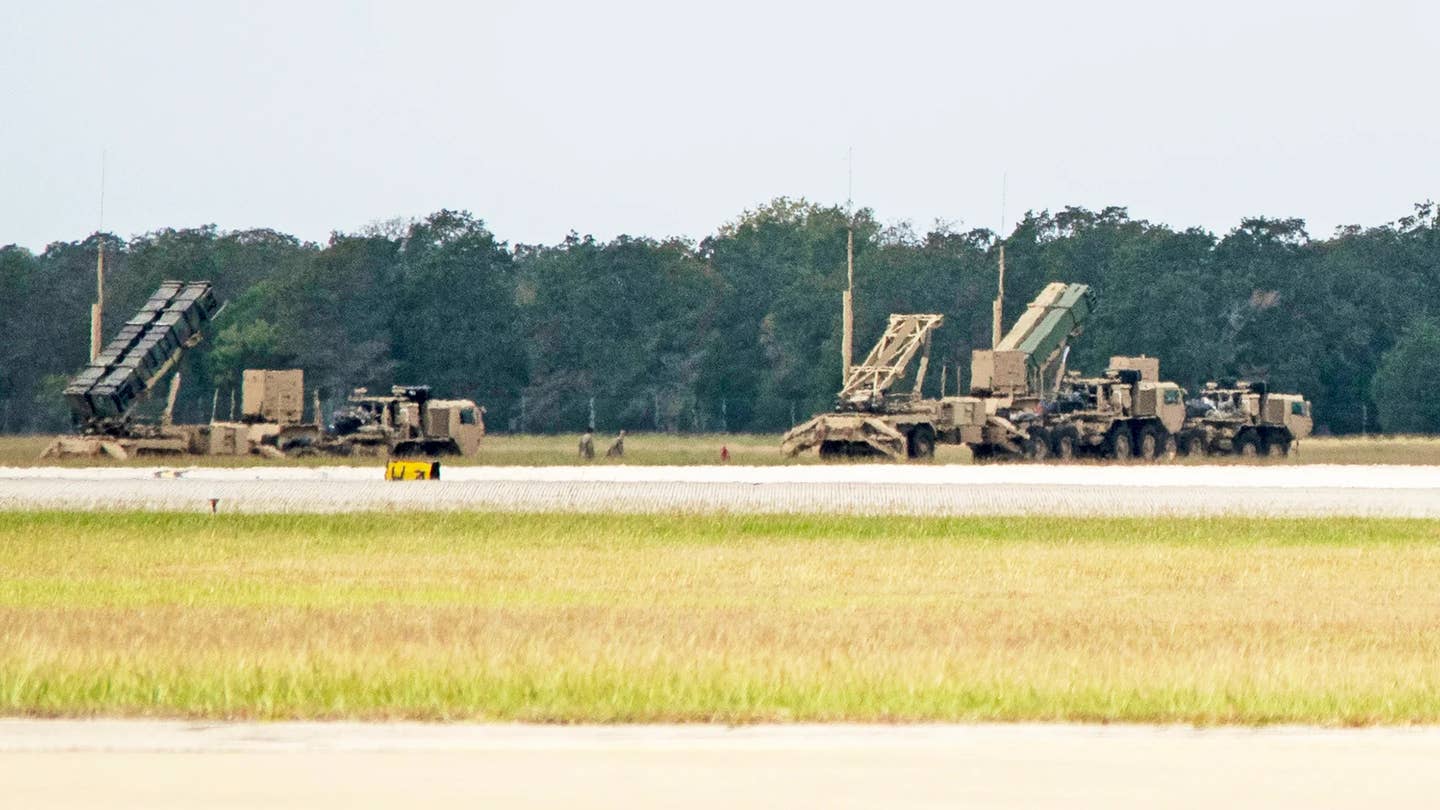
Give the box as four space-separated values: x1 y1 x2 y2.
1178 380 1312 457
992 357 1188 461
208 371 485 458
327 384 484 457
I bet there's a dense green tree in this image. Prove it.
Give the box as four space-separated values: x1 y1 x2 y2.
519 235 718 432
6 199 1440 437
390 211 526 427
1372 318 1440 433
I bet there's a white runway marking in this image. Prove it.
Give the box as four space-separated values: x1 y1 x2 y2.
0 464 1435 516
3 721 1439 809
4 462 1438 489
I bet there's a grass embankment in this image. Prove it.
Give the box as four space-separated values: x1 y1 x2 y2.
2 511 1439 724
4 432 1440 466
1 432 794 467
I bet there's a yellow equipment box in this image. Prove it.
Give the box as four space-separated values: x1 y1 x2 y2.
385 460 441 480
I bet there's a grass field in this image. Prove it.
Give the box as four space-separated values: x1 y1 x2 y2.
4 432 1440 466
2 510 1439 724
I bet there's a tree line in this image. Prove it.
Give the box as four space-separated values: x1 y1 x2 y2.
2 199 1438 436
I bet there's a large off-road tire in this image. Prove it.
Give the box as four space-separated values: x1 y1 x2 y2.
1051 426 1079 461
1234 431 1261 459
1182 433 1207 458
1160 434 1179 462
907 426 936 460
1024 429 1051 462
1136 424 1160 462
1266 430 1292 457
1108 429 1133 461
969 445 995 465
421 440 462 457
904 426 938 458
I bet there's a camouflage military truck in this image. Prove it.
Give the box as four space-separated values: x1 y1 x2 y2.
1177 380 1312 457
327 385 484 457
1029 357 1187 461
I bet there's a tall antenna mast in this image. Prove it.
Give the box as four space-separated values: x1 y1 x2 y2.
992 173 1007 348
90 150 107 363
841 147 855 383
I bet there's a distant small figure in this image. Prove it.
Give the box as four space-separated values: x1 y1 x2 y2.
720 445 730 463
579 429 595 460
606 429 626 458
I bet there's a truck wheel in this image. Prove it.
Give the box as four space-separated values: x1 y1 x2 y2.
969 445 994 464
1136 425 1160 461
1108 429 1133 461
1270 438 1292 457
1051 428 1078 461
907 426 936 459
1234 432 1260 459
1183 434 1206 457
1160 434 1178 462
1025 429 1051 462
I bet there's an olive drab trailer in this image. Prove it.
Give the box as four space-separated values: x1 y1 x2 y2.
42 280 223 458
1179 380 1312 457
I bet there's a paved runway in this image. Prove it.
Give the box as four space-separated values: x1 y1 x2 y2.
4 721 1440 809
0 464 1435 516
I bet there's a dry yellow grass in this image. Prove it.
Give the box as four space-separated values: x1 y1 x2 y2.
1 511 1438 723
3 432 1439 467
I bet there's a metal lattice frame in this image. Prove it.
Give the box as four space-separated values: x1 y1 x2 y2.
839 314 944 403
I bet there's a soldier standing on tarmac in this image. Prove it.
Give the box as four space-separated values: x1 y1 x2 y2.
606 430 626 458
579 429 595 460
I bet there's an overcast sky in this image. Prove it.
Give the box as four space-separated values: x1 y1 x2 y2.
3 0 1437 250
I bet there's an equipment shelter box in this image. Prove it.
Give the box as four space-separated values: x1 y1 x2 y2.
242 369 305 424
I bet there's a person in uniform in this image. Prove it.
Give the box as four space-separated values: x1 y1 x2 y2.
605 429 626 458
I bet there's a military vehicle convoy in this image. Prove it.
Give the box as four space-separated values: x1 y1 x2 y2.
781 278 1313 463
44 280 484 459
